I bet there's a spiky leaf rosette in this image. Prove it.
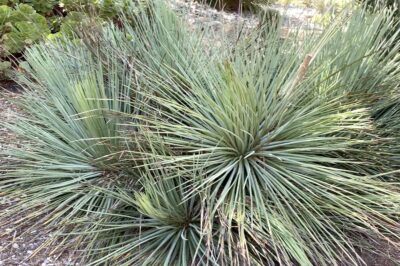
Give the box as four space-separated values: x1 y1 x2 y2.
71 164 214 266
124 5 400 265
140 66 400 265
0 40 140 251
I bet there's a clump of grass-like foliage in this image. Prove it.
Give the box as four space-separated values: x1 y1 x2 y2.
0 36 141 253
0 1 399 265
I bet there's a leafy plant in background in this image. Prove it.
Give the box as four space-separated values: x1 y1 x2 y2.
1 1 400 265
308 6 400 177
0 4 50 55
61 0 134 19
20 0 58 14
0 0 147 79
47 11 102 40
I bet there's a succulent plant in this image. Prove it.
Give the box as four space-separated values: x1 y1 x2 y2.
0 4 50 56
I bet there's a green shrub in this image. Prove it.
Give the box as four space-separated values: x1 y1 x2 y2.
0 38 140 260
1 2 400 265
20 0 58 14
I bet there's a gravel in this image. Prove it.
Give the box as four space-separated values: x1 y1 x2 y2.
0 84 80 266
171 0 259 31
0 93 19 149
170 0 323 34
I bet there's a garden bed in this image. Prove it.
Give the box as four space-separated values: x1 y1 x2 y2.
0 1 399 265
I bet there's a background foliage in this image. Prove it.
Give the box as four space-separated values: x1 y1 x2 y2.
0 0 144 79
